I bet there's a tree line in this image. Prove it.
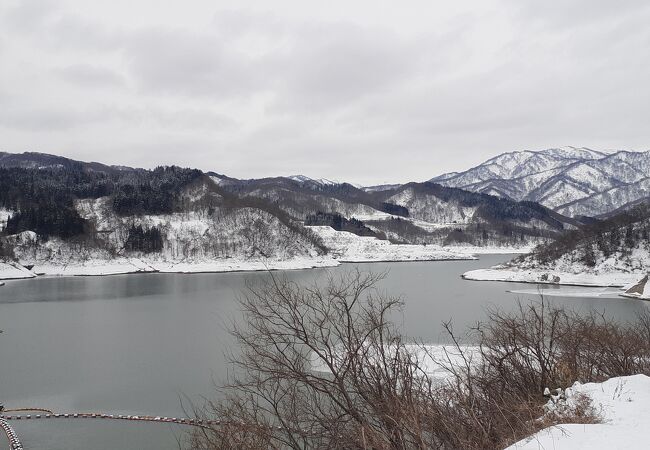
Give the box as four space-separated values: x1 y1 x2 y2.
0 166 201 239
531 203 650 266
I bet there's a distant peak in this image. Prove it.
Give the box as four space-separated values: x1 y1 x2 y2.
287 175 339 186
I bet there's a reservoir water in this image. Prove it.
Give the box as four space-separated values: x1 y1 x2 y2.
0 255 647 449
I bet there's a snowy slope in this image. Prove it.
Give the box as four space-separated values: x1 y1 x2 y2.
387 187 478 224
308 226 475 262
509 375 650 450
0 177 335 279
432 147 605 189
0 260 36 280
463 215 650 289
74 195 325 261
463 245 650 288
558 177 650 218
621 275 650 300
286 175 338 186
431 147 650 217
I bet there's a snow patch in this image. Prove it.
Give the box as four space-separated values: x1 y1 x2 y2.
462 267 642 288
508 374 650 450
308 226 476 263
0 208 13 231
0 261 36 281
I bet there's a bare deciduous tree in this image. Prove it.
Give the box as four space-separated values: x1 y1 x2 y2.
192 272 650 450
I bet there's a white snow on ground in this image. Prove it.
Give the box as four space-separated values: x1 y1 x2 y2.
0 194 342 280
152 257 338 274
0 222 536 281
387 187 479 224
463 239 650 291
349 211 397 222
508 374 650 450
308 226 476 263
621 275 650 300
31 258 157 277
26 257 339 277
0 261 36 281
507 287 622 298
463 267 642 287
448 245 533 255
0 190 534 281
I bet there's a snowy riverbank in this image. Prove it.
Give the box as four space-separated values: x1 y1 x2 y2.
308 226 478 262
0 261 37 281
0 257 342 281
462 266 643 288
508 374 650 450
462 240 650 301
0 225 537 283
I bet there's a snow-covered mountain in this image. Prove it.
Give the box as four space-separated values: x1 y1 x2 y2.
216 173 580 249
0 150 587 279
431 147 650 217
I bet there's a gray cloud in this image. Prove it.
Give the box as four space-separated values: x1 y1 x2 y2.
0 0 649 184
125 28 258 98
57 64 126 87
0 106 114 132
280 25 419 100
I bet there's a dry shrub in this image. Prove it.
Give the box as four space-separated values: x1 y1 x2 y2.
191 272 648 449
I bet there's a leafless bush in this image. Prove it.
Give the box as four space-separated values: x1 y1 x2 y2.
558 309 650 381
192 270 442 449
192 273 649 449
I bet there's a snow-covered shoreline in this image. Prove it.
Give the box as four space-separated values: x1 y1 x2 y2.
462 267 643 288
0 257 343 282
0 261 37 281
0 245 526 283
0 250 480 283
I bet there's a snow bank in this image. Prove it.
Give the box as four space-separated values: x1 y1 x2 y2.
154 257 338 274
448 245 533 255
462 267 642 287
507 287 621 298
0 261 36 281
508 374 650 450
21 257 340 279
308 226 476 263
31 258 157 277
464 237 650 290
621 274 650 300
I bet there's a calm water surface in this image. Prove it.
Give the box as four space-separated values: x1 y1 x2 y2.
0 255 647 449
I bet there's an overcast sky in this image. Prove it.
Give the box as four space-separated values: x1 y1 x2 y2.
1 1 649 184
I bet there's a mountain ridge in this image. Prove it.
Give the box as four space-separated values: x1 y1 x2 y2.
0 150 582 279
430 146 650 217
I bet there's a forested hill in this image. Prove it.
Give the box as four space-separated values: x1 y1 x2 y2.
0 159 328 266
522 203 650 268
0 151 586 269
0 165 203 238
